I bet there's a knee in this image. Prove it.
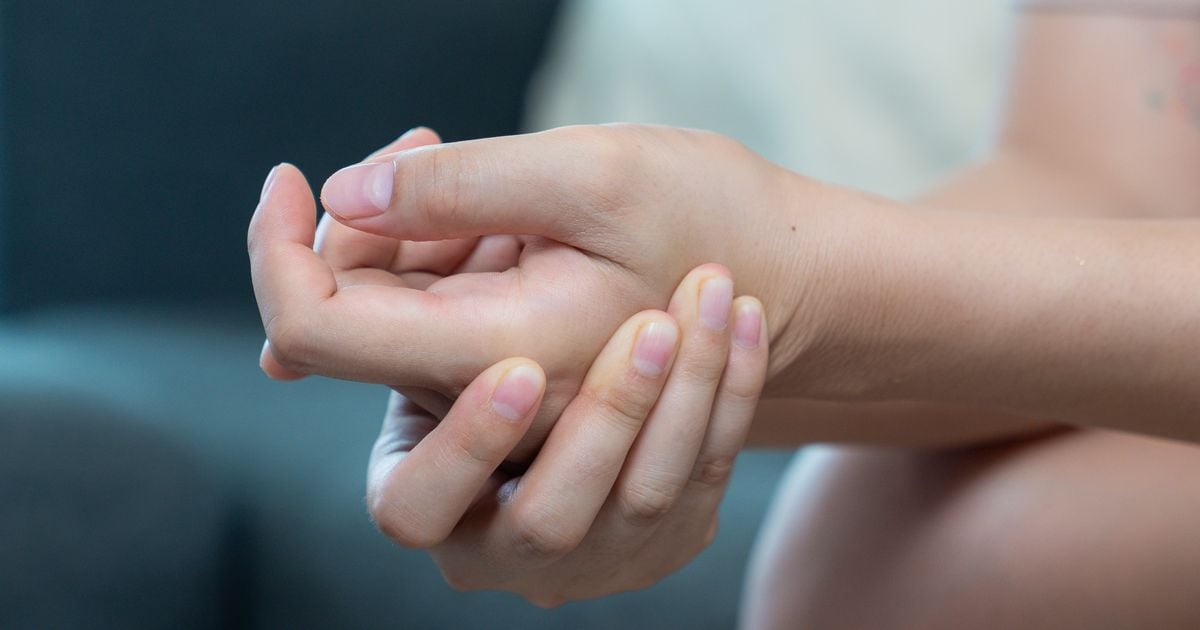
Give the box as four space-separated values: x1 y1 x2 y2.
743 435 1200 629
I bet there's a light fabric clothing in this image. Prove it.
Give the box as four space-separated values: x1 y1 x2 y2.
525 0 1012 198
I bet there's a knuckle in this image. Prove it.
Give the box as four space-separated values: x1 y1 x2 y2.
691 455 736 488
619 479 681 526
407 144 465 234
372 504 445 550
674 351 728 388
718 373 765 408
585 382 655 436
263 314 312 372
429 144 466 225
510 510 579 560
438 423 500 470
554 125 636 210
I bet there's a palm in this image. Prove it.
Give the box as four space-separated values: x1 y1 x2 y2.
328 231 659 461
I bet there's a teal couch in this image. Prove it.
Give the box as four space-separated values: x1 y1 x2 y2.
0 2 792 627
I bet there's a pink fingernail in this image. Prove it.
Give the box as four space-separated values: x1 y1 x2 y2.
699 276 733 331
491 364 543 421
259 164 282 202
321 161 394 220
633 321 678 377
733 301 762 349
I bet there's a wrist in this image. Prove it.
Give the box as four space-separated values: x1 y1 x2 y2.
759 174 927 400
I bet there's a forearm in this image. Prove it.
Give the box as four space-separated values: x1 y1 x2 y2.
745 398 1060 449
769 184 1200 441
750 152 1087 448
759 9 1200 445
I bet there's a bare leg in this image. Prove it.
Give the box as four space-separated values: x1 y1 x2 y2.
741 431 1200 629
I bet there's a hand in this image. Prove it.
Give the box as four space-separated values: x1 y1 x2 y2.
257 128 519 382
249 124 827 460
366 266 769 606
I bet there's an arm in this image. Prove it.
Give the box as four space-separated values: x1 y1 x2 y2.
253 7 1199 451
761 9 1200 442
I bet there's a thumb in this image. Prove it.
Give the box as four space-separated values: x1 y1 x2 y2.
318 127 624 246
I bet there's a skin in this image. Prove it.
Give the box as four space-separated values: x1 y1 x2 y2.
249 124 800 463
741 9 1200 629
366 266 769 606
245 2 1200 619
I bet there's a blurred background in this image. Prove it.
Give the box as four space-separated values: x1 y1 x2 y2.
0 1 1008 627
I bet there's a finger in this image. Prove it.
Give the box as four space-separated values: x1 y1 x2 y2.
282 282 482 387
259 340 305 381
368 359 544 549
319 127 626 244
315 128 451 272
480 311 679 561
600 264 734 531
251 164 472 386
454 235 522 274
637 298 768 571
247 163 338 377
677 297 768 524
367 126 442 160
689 297 767 490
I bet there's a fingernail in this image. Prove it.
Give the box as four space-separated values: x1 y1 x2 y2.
633 321 678 377
733 301 762 349
699 276 733 331
322 161 394 220
491 364 543 421
398 126 425 141
260 164 282 202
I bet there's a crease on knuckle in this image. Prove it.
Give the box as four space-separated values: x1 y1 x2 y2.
717 374 766 409
673 351 728 389
619 479 681 526
582 381 655 436
417 143 465 234
436 422 500 471
510 509 579 560
690 455 736 489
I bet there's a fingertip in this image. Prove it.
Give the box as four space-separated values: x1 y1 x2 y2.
489 358 546 422
667 263 733 318
259 164 283 203
259 340 306 381
632 315 680 378
731 296 765 350
320 161 393 222
250 161 318 248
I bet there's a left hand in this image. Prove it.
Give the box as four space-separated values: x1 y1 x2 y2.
248 124 823 462
366 266 769 606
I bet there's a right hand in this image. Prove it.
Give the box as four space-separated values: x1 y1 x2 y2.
366 267 769 605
